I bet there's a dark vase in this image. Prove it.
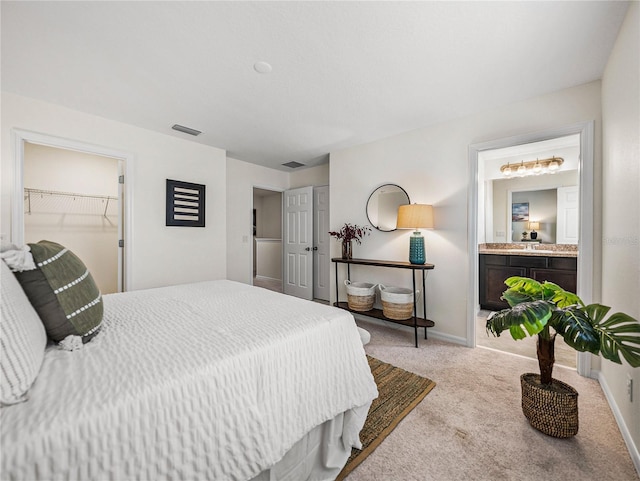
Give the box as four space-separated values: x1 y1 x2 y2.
342 240 353 259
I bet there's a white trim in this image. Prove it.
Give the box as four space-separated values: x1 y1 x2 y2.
11 129 134 292
11 132 25 246
467 143 480 347
598 371 640 476
468 121 596 376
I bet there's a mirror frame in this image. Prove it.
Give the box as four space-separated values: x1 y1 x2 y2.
366 184 410 232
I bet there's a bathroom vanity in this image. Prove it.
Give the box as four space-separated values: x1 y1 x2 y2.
478 244 577 311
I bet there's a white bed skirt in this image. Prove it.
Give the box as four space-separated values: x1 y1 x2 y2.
252 403 370 481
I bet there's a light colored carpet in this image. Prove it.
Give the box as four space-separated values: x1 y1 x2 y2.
337 356 436 480
252 276 283 293
347 318 639 481
476 310 576 369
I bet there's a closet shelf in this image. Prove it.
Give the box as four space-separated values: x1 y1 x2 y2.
24 188 118 217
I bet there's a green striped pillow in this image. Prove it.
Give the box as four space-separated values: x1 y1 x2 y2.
15 240 103 343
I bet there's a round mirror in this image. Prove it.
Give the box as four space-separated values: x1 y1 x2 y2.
366 184 410 232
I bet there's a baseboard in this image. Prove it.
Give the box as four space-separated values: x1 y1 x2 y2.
598 371 640 476
425 329 467 346
254 275 282 282
351 315 467 346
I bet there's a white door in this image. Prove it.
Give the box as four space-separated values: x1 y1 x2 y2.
283 186 314 300
557 186 579 244
313 186 330 301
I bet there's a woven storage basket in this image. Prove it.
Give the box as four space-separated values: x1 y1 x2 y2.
344 281 376 312
520 373 579 438
379 285 417 321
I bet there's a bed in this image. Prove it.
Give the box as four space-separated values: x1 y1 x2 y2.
0 256 378 481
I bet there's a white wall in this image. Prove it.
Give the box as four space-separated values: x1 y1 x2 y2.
330 81 602 342
601 1 640 466
289 163 329 189
23 143 119 294
259 192 283 239
226 157 289 284
1 92 227 290
255 239 282 280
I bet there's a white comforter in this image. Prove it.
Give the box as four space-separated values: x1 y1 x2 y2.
1 280 378 481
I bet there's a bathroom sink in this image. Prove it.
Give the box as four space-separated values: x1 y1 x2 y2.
480 248 561 255
494 248 555 254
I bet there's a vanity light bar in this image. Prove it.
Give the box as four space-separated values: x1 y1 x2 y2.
501 156 564 178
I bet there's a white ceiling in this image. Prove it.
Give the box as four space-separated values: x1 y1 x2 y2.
1 1 629 171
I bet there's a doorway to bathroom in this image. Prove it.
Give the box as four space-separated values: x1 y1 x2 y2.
468 122 596 377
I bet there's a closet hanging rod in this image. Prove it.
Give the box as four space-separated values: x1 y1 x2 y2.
24 188 118 217
23 188 118 202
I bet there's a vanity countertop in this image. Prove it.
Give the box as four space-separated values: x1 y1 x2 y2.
478 243 578 258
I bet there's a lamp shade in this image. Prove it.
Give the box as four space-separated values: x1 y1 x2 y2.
528 221 540 230
396 204 434 230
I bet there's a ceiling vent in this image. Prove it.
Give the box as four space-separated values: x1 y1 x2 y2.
282 161 305 169
172 124 202 136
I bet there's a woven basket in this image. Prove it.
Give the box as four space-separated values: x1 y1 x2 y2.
347 294 375 312
344 281 376 312
520 373 579 438
379 285 417 320
381 301 413 320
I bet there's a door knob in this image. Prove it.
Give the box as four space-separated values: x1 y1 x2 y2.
313 246 318 251
305 247 311 251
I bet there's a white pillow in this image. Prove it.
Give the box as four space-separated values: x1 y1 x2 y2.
0 243 36 272
1 260 47 405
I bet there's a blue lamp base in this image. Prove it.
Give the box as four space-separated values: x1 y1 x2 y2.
409 231 425 264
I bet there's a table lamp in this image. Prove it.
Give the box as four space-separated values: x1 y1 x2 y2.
397 204 434 264
529 221 540 240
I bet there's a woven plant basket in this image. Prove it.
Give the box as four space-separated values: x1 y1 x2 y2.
381 301 413 320
520 373 579 438
344 281 376 312
347 294 375 312
379 285 416 320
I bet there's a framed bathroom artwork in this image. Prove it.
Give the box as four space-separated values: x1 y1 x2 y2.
512 202 529 222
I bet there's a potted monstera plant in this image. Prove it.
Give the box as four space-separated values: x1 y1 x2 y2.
486 276 640 438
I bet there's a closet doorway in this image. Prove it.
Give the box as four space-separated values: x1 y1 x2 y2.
23 142 122 294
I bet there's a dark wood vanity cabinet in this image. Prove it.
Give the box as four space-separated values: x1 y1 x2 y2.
479 254 577 311
479 255 525 311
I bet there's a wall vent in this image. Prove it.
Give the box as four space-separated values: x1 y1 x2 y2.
282 161 305 169
172 124 202 136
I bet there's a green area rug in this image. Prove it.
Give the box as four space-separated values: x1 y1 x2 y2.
336 355 436 480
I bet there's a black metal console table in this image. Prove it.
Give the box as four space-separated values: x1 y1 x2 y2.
332 257 435 347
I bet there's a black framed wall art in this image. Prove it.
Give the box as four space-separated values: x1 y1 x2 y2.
166 179 206 227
